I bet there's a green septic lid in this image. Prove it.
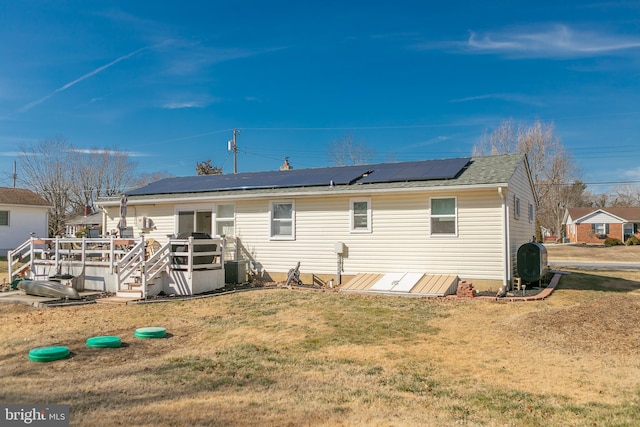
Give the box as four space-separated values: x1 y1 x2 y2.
28 346 70 362
134 327 166 339
86 336 122 348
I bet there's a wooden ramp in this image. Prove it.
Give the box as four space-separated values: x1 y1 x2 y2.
340 273 458 297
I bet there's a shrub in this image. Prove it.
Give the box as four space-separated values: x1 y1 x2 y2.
604 237 623 246
625 236 640 246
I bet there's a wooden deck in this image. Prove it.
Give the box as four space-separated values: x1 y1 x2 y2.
340 273 458 297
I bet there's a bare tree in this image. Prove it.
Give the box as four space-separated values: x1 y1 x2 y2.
19 137 75 236
196 159 223 175
609 183 640 206
19 138 137 236
69 148 136 215
473 118 518 156
326 134 376 166
474 119 583 240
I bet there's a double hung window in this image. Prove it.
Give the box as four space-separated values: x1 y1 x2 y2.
350 198 371 233
430 197 456 236
271 202 295 239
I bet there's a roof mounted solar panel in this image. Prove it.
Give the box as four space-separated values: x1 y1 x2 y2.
126 157 471 196
359 157 470 184
127 164 372 196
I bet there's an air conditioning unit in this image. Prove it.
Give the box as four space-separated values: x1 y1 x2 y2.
136 216 152 230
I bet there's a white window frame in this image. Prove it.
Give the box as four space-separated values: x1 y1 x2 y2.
592 223 608 237
528 203 534 223
514 195 521 219
270 200 295 240
350 198 371 233
215 204 235 238
0 210 8 226
174 204 214 235
430 196 457 237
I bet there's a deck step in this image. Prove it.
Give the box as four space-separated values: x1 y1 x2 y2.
126 282 155 288
116 289 143 298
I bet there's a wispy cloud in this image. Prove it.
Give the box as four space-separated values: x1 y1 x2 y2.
162 101 206 109
0 151 23 156
18 43 165 113
470 25 640 58
160 94 220 109
450 93 545 107
416 24 640 59
70 148 148 157
162 43 286 76
398 136 450 151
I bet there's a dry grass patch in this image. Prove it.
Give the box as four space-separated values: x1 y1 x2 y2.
545 243 640 262
1 272 640 425
525 293 640 356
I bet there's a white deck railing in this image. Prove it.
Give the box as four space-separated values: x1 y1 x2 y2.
8 236 224 297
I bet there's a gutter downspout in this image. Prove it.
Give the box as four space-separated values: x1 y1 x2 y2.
498 187 510 289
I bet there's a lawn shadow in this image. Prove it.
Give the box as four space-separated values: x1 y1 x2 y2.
555 270 640 293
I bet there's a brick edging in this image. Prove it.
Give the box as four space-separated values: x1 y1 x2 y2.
472 273 561 302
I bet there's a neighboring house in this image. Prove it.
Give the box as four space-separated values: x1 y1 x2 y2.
65 210 102 237
564 207 640 244
97 154 536 290
0 187 51 256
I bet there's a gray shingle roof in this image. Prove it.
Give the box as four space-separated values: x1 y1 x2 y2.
114 154 525 203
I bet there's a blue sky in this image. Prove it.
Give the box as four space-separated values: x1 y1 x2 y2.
1 1 639 193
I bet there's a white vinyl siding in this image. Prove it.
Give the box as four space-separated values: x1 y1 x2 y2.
507 158 538 279
103 191 507 282
233 191 504 281
0 205 49 256
582 211 624 224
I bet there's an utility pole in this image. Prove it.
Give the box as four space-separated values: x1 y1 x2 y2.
228 129 240 174
12 160 17 188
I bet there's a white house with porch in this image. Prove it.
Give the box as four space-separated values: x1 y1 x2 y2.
94 154 537 295
9 154 537 298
